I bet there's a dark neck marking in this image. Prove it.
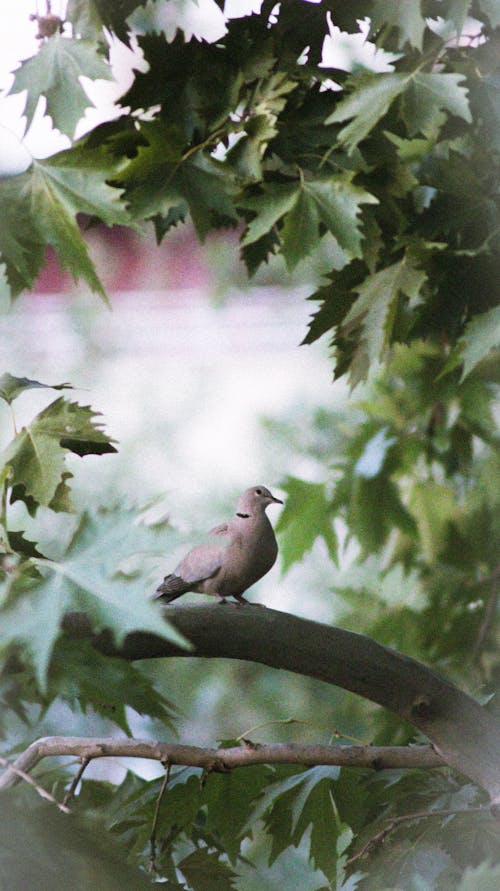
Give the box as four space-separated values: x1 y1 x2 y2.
236 512 250 519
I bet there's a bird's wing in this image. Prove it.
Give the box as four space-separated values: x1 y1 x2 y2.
174 536 229 585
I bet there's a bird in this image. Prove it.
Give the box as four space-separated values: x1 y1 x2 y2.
154 485 283 605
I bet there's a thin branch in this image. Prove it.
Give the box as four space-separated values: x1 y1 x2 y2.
0 736 445 791
235 717 370 746
62 756 90 808
148 761 171 875
0 754 70 814
473 576 499 663
344 804 489 868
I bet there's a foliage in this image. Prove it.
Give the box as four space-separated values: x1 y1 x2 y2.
0 0 498 388
1 2 499 890
0 378 187 715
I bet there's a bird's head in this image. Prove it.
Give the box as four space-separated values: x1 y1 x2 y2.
237 486 283 515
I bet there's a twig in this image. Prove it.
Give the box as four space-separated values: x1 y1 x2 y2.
473 576 499 663
62 756 90 808
0 754 70 814
344 804 489 868
148 761 171 874
236 717 370 746
0 737 445 793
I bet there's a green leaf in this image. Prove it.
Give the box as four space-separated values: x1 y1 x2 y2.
280 189 320 269
371 0 427 50
121 121 237 238
0 179 46 298
327 71 471 150
47 397 118 456
67 0 144 42
347 474 417 554
342 256 427 376
0 374 73 405
241 176 376 268
106 768 201 850
240 183 299 246
0 508 190 689
276 477 337 571
226 115 277 183
1 397 116 513
178 159 238 240
3 427 68 512
35 145 130 227
301 177 377 260
0 144 128 301
49 638 176 732
326 73 407 152
408 481 457 562
247 766 343 880
458 306 500 380
203 765 272 862
178 849 239 891
401 73 472 136
302 261 366 347
66 0 106 40
288 766 343 880
10 34 112 137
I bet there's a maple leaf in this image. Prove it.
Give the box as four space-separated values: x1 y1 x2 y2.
10 34 112 137
276 477 337 570
327 71 471 151
0 509 189 689
240 175 377 269
342 256 427 372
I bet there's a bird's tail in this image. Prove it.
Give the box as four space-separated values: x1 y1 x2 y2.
154 573 189 602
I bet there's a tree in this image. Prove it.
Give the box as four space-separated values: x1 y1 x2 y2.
0 2 499 888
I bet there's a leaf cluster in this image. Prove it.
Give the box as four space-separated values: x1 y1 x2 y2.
274 340 499 682
0 0 497 386
0 376 184 729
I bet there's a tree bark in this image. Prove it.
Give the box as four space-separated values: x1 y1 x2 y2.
63 604 500 806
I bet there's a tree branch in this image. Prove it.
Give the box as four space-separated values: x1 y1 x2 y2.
0 736 444 791
61 604 500 805
0 754 70 813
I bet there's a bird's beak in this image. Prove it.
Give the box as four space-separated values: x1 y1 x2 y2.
270 494 283 504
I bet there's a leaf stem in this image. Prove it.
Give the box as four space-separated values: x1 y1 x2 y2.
8 402 17 435
148 760 171 874
236 716 370 746
344 804 489 868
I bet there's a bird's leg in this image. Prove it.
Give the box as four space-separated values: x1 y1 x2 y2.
214 593 228 605
233 594 251 606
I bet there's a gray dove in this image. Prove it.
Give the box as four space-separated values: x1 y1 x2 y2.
154 486 283 605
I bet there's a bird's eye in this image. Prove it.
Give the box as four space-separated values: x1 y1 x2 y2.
255 488 263 495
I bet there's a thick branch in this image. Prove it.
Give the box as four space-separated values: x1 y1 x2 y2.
0 737 443 790
64 605 500 804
